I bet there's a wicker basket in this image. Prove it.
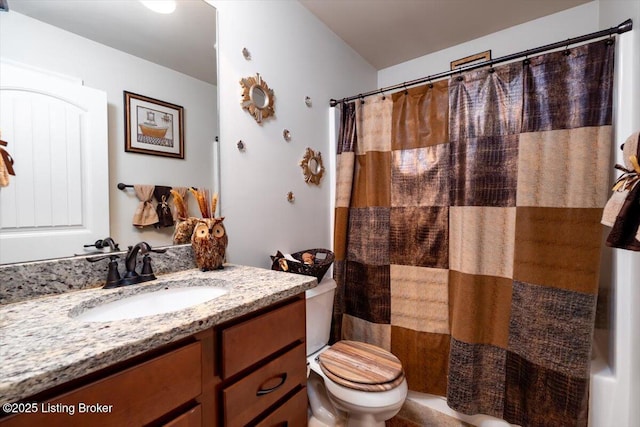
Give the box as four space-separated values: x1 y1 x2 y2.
270 248 334 282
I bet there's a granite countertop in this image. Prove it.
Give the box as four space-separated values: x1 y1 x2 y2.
0 264 317 405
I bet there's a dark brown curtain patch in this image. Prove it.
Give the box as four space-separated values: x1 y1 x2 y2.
504 352 589 427
344 262 390 324
447 339 507 418
523 39 614 132
390 206 449 268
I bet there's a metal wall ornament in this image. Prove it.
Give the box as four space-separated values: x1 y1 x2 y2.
240 73 275 124
300 147 325 185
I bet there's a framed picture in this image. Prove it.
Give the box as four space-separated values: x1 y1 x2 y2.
450 50 492 70
124 91 184 159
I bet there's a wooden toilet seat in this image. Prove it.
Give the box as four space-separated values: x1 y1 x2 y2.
318 340 405 392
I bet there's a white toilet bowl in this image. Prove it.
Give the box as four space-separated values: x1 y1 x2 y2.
307 345 407 427
305 280 408 427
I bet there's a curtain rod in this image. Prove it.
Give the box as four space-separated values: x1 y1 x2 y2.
329 19 633 107
117 183 198 191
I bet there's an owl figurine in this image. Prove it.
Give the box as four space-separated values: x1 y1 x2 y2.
191 217 228 271
173 217 199 245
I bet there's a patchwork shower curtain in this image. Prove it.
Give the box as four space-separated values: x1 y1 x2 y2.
333 39 614 427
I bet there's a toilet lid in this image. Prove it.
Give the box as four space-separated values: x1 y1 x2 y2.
318 340 405 392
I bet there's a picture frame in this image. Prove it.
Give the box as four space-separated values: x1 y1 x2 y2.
124 91 184 159
450 50 492 70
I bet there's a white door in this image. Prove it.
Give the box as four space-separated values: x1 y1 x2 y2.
0 61 109 263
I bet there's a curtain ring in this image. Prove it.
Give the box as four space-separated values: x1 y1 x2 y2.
523 54 530 66
428 77 434 89
403 83 409 95
456 70 463 82
606 30 614 46
563 41 571 56
359 94 365 105
380 89 386 100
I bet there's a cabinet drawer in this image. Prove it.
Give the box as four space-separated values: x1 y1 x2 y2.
221 298 305 379
163 404 202 427
222 343 306 427
254 387 308 427
1 342 202 427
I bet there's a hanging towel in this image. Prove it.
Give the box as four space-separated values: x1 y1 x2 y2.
606 184 640 250
0 136 16 188
132 184 159 227
171 186 190 220
153 185 174 228
603 131 640 251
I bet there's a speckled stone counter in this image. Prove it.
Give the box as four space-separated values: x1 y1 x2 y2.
0 265 316 405
0 244 196 305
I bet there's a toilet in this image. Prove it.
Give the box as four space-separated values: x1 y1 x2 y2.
306 279 408 427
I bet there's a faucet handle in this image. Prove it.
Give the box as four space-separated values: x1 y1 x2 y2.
140 254 156 279
84 238 120 252
105 257 122 288
86 254 119 263
86 254 122 288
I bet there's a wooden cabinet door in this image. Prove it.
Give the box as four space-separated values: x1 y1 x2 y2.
254 387 308 427
163 405 202 427
221 298 305 379
0 343 202 427
222 344 306 427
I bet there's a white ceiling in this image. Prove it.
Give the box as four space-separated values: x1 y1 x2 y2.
6 0 594 86
300 0 594 69
7 0 217 85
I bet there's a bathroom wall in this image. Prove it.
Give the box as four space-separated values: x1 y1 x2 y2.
593 2 640 426
0 11 217 251
378 2 599 87
211 0 377 268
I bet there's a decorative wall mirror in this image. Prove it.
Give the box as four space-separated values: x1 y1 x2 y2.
300 147 325 185
2 1 218 263
240 73 275 124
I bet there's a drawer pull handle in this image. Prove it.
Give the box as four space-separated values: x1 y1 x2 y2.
256 373 287 396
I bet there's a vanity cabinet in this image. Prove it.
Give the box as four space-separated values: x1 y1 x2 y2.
0 333 212 427
217 297 307 426
0 294 307 427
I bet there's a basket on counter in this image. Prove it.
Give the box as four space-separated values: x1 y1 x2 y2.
270 248 334 282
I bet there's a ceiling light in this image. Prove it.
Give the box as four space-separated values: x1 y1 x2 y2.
140 0 176 14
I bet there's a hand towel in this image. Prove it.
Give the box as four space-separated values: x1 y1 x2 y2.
604 131 640 251
132 184 159 227
0 136 15 188
153 185 174 228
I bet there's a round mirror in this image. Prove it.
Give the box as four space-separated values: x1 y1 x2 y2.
308 158 319 174
240 73 275 124
250 85 268 109
300 147 325 185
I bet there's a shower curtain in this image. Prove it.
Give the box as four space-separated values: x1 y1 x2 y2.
333 38 614 427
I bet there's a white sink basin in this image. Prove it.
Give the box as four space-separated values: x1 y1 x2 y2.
73 286 228 322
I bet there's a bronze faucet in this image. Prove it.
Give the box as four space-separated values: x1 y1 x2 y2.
120 242 166 286
87 241 166 288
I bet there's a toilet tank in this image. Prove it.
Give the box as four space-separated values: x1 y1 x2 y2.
305 278 336 356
